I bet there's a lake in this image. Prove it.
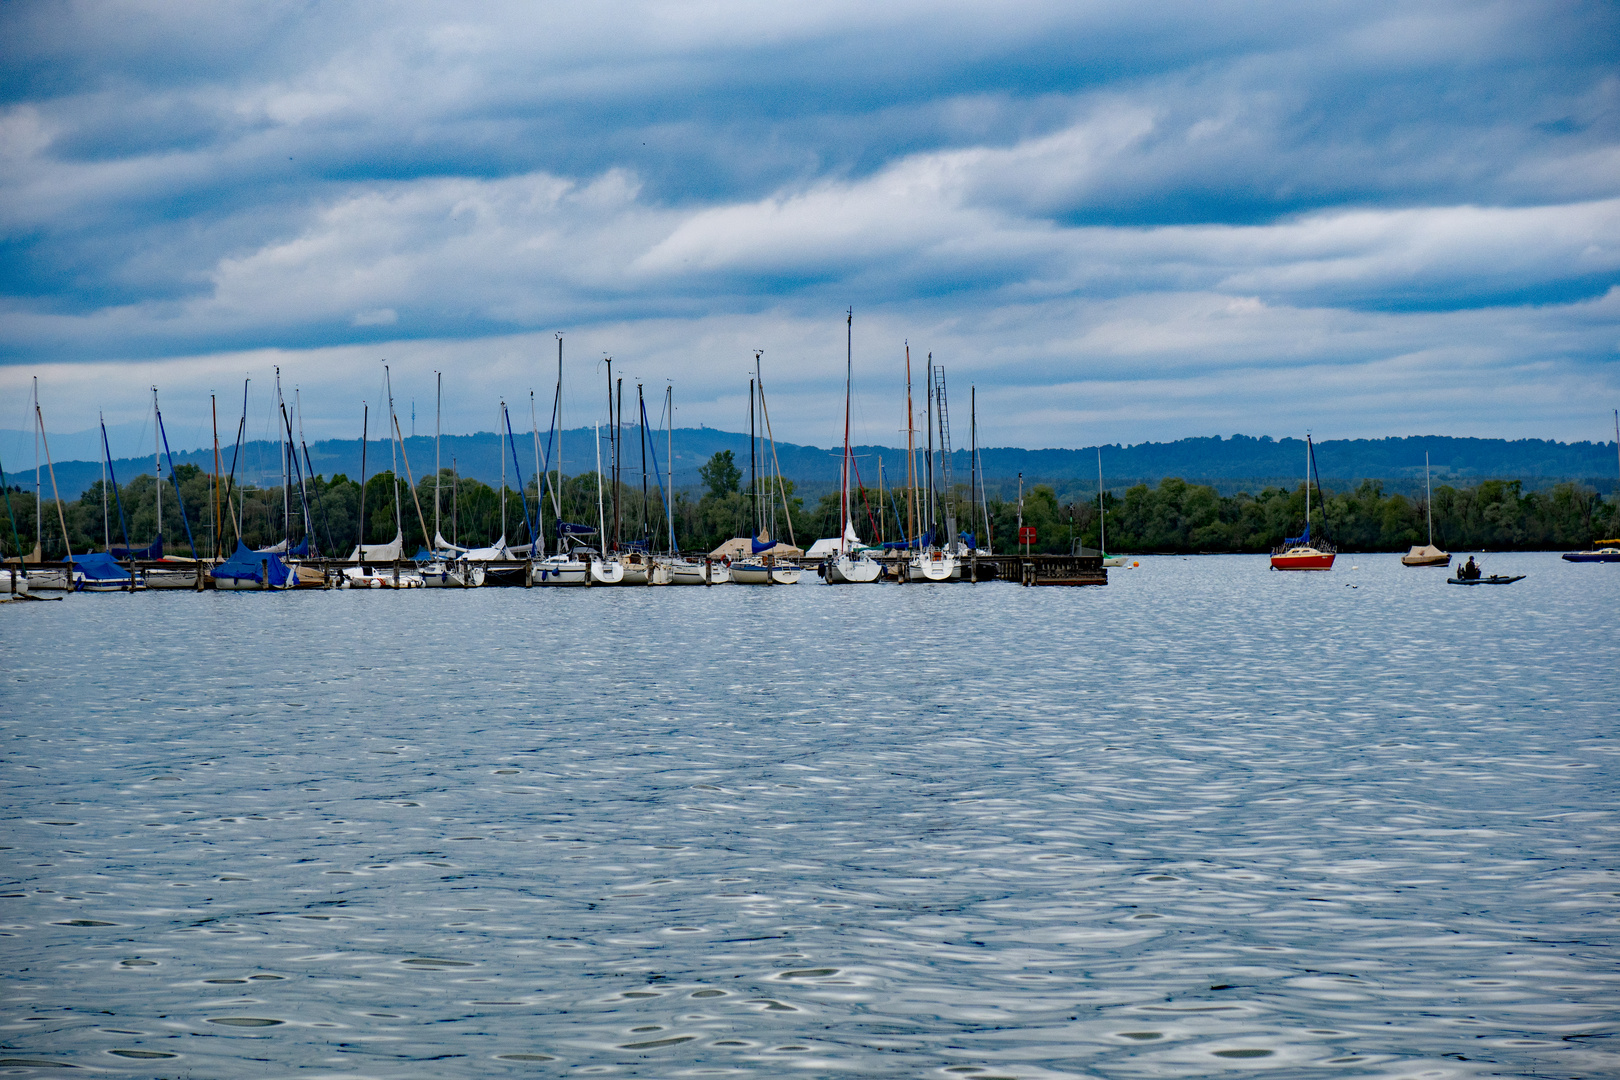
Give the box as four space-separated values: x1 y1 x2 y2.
2 551 1616 1077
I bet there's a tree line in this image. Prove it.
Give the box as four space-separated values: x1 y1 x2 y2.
3 454 1613 560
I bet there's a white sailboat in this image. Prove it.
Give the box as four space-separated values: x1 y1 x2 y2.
824 310 881 584
729 353 803 585
906 353 957 582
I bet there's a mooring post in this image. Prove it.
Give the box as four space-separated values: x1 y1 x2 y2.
525 558 533 587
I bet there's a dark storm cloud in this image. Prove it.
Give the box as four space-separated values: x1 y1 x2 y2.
1 1 1616 442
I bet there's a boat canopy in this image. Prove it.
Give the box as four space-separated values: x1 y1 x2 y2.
347 532 404 562
110 534 162 560
211 541 291 587
70 552 134 581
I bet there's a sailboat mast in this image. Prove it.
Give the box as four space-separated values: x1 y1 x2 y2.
36 401 73 562
925 358 935 533
100 413 109 550
386 366 401 542
277 368 289 546
842 308 852 553
498 400 506 543
357 403 368 559
33 378 40 557
904 344 916 545
749 374 757 535
1305 435 1311 538
434 372 442 549
595 421 606 546
1425 451 1433 546
615 375 623 552
555 335 563 526
153 387 161 539
531 389 543 556
211 393 220 559
638 383 648 546
666 386 675 553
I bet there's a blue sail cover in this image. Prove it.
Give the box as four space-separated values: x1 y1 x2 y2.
959 531 975 549
211 541 290 587
70 552 134 581
111 534 162 560
411 547 435 562
881 528 935 551
557 522 596 536
1282 523 1311 546
750 535 776 554
287 537 309 558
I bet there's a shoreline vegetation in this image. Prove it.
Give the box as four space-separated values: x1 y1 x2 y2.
4 451 1614 560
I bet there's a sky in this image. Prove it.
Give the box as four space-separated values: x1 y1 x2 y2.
2 0 1618 458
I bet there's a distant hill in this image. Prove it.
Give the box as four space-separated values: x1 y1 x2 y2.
4 428 1615 500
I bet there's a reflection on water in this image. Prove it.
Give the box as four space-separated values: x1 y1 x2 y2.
2 552 1616 1077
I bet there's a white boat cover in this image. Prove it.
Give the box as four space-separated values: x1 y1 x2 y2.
805 522 863 560
347 531 404 562
464 536 509 561
432 531 469 555
1405 544 1448 559
709 536 803 560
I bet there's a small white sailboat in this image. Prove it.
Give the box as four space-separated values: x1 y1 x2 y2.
823 312 882 584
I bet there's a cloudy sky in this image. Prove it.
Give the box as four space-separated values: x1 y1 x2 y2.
2 0 1617 455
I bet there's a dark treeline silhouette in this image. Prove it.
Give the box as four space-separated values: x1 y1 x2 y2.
3 460 1613 560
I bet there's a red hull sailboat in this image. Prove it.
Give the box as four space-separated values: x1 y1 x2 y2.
1271 434 1336 571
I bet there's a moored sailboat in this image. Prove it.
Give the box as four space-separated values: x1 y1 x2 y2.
1402 452 1450 566
1271 435 1336 570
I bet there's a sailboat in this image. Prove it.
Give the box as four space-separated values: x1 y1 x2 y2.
1402 452 1450 566
904 355 958 582
728 353 803 585
26 387 87 592
824 311 881 584
1270 435 1336 570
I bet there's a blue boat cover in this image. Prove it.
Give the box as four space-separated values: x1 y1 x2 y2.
750 535 776 554
287 537 309 557
111 533 162 560
70 552 134 581
211 541 290 587
558 522 596 536
1283 523 1311 546
959 531 975 549
411 547 435 562
881 528 935 551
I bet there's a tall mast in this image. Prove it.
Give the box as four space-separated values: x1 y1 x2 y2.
33 377 40 557
386 365 401 542
904 344 916 545
927 357 937 534
604 357 614 550
666 385 675 553
277 368 289 545
498 399 506 543
555 335 563 527
1425 451 1433 546
531 389 543 556
638 383 648 546
100 412 109 550
1305 435 1311 540
153 387 162 539
615 375 623 551
595 421 607 548
434 372 442 549
36 400 73 562
842 308 852 552
211 393 220 559
749 370 758 535
358 403 368 559
971 387 980 548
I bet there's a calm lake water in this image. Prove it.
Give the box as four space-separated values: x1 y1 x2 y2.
2 552 1616 1078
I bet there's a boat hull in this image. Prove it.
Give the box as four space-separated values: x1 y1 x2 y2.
589 559 626 585
213 575 292 590
825 555 882 583
532 559 589 585
729 561 802 585
1270 546 1335 571
1448 575 1525 585
144 565 206 588
906 551 958 581
1562 549 1620 562
422 562 485 587
671 560 728 585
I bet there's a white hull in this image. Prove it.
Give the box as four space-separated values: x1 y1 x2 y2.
730 561 802 585
532 557 590 585
1102 555 1128 568
826 554 882 583
671 559 729 585
421 562 485 587
341 566 424 589
23 569 82 592
907 551 958 581
144 565 205 588
80 579 146 591
589 558 625 585
213 576 291 591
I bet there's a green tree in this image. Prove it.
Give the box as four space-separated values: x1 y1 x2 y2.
699 450 741 498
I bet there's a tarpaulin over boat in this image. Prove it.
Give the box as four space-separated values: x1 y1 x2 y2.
111 534 162 560
959 531 976 549
211 541 290 587
347 532 403 562
71 552 134 581
881 528 935 551
257 537 310 557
